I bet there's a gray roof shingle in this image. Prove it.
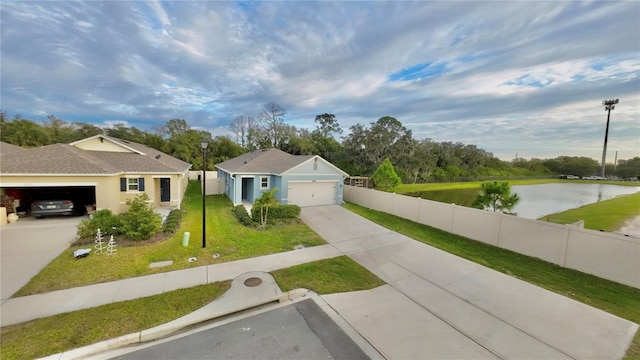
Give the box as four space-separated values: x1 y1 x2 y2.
0 136 191 175
0 141 26 154
216 148 314 174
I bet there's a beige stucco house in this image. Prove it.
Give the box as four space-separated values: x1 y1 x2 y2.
0 135 191 217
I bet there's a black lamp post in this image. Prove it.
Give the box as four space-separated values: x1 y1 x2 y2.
201 141 208 248
601 99 619 178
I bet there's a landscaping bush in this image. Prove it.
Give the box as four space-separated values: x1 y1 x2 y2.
76 209 123 239
119 194 162 240
162 209 183 233
232 205 253 226
251 204 300 223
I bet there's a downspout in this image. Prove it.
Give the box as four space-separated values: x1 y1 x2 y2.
177 165 192 209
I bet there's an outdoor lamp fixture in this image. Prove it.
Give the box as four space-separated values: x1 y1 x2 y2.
201 141 208 248
600 99 619 178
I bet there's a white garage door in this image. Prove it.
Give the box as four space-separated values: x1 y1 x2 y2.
288 181 337 207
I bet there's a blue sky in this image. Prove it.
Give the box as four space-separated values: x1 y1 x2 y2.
1 1 638 161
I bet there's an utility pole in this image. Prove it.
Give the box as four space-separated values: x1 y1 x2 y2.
600 99 619 178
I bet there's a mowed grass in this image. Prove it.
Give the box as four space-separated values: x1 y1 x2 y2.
540 192 640 231
396 178 640 194
15 181 325 296
0 256 383 360
272 256 385 294
1 281 231 360
344 202 640 359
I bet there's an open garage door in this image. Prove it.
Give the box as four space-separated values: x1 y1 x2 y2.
287 181 337 207
4 186 96 215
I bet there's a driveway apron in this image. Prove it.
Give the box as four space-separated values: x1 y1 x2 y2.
301 205 638 360
0 217 80 303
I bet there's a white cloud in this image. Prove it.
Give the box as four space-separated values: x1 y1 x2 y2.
1 1 638 160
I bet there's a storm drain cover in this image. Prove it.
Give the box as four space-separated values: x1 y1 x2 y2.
244 277 262 287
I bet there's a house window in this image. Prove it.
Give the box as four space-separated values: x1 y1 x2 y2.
260 176 270 189
128 178 139 191
313 158 318 171
120 177 145 192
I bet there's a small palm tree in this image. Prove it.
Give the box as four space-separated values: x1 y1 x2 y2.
254 188 278 227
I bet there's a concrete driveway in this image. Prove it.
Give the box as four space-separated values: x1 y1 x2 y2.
0 216 82 303
301 205 638 360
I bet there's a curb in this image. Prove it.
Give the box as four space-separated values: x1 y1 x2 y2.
39 272 310 360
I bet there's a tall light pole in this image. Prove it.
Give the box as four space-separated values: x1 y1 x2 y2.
201 141 208 248
600 99 619 178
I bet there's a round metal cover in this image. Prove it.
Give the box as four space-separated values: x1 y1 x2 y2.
244 277 262 287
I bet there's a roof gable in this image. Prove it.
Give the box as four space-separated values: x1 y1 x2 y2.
70 135 144 154
215 148 348 177
282 156 349 176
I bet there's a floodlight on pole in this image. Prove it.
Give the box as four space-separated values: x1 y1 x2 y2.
600 99 619 178
201 141 208 248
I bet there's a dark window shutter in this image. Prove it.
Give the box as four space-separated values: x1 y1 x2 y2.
120 178 126 192
138 178 145 191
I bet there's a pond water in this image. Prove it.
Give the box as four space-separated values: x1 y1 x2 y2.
511 183 640 219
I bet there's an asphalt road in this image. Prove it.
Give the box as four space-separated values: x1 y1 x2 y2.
109 299 370 360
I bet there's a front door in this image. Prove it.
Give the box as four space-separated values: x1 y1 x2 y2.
160 178 170 202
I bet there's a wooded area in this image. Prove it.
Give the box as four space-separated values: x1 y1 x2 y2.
2 107 638 182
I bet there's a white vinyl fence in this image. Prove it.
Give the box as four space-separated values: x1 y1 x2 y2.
188 171 224 195
344 186 640 289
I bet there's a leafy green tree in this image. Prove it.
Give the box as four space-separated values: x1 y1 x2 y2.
45 115 78 144
543 156 599 177
311 113 342 161
372 158 402 191
0 117 51 147
471 181 520 214
614 157 640 179
209 136 246 163
160 119 190 138
105 123 146 143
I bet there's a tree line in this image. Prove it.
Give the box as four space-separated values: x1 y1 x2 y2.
2 107 638 181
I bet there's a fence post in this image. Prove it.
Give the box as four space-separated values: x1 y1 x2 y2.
559 224 570 266
494 212 503 246
392 192 396 215
449 203 456 232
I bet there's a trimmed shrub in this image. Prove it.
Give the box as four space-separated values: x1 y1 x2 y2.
251 204 300 223
76 209 123 239
119 194 162 240
162 209 183 233
232 205 253 226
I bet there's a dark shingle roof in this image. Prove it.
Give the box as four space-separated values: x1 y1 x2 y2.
0 136 191 175
216 148 314 174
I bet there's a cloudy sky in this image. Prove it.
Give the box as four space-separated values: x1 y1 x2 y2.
1 1 638 160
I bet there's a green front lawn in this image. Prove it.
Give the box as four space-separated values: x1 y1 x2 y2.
344 202 640 359
15 181 326 296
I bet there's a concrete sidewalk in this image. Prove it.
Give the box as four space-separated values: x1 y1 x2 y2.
0 244 341 326
302 205 639 360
